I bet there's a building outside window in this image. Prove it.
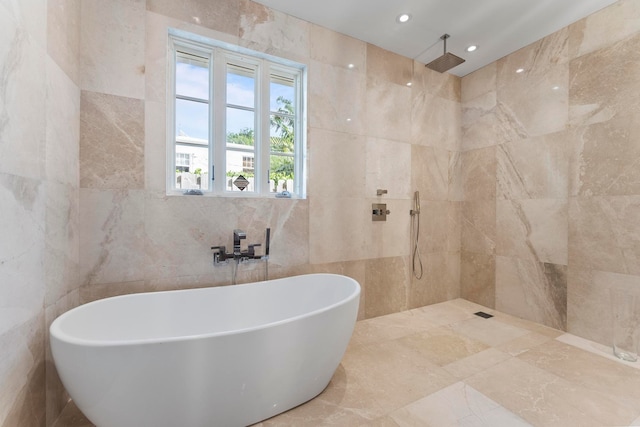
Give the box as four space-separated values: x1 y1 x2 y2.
175 152 191 172
242 155 254 172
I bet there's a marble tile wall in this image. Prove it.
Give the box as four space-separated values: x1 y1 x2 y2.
460 0 640 342
76 0 462 329
1 0 81 426
44 0 82 423
7 0 635 425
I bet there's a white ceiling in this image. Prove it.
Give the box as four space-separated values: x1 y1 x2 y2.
252 0 619 77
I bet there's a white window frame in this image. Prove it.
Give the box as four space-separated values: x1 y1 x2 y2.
167 30 307 198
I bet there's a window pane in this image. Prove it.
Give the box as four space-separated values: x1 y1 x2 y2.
269 154 294 193
270 75 295 114
175 145 209 191
176 99 209 140
225 64 256 193
270 114 294 154
176 53 209 100
227 108 254 147
227 64 255 108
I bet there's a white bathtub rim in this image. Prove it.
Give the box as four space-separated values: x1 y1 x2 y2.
50 273 360 348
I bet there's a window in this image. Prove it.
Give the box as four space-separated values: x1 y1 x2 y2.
175 152 191 172
168 32 306 197
242 156 254 172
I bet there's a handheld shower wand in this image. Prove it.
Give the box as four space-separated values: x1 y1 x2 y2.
264 228 270 281
410 191 423 279
410 191 420 216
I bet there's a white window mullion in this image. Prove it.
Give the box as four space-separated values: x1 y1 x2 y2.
167 43 178 192
294 70 305 197
212 49 226 193
258 61 270 195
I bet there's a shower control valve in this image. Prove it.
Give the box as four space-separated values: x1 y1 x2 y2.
372 203 390 221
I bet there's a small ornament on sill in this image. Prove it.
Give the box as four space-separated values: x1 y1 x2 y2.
233 175 249 191
275 191 291 198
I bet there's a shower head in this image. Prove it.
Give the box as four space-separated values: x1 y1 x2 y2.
425 34 465 73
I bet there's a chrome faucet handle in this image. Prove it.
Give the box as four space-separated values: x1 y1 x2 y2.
211 245 227 262
248 243 261 257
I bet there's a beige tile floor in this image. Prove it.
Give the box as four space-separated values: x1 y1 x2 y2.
54 299 640 426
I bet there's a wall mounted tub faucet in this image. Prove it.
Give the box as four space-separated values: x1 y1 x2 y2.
212 228 271 285
212 228 271 265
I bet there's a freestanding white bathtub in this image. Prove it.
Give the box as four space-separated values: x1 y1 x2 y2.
50 273 360 427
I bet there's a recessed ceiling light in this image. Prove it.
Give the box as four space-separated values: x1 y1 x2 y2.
396 13 411 23
347 63 355 69
406 82 412 87
516 68 525 73
466 45 478 52
552 85 560 91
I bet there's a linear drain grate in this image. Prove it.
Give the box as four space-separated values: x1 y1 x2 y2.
474 311 494 319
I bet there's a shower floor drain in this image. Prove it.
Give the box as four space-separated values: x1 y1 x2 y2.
474 311 494 319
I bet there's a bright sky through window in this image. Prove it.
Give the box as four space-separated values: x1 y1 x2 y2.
175 67 296 139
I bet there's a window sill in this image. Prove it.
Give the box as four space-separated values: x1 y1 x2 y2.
166 190 305 200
